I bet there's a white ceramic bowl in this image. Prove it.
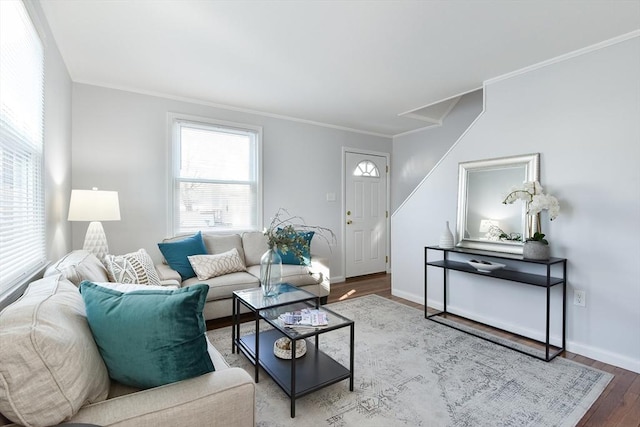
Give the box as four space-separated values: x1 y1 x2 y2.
467 259 506 273
273 337 307 359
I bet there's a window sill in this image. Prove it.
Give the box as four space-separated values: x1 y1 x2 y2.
0 262 49 311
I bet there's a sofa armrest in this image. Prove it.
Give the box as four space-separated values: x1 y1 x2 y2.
310 255 330 293
62 368 255 426
155 263 182 286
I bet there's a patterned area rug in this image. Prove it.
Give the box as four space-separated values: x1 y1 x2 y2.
207 295 612 427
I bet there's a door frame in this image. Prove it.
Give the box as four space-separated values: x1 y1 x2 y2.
341 147 391 280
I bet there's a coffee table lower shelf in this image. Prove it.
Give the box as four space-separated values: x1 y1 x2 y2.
237 329 351 411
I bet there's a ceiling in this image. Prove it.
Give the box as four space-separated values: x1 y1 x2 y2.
39 1 640 137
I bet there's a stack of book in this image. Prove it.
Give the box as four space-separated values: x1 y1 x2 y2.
278 308 328 328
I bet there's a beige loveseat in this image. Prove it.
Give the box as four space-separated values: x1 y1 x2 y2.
0 251 255 427
156 231 330 320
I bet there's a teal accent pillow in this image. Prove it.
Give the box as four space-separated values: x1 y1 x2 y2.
79 281 214 389
276 230 314 266
158 231 207 280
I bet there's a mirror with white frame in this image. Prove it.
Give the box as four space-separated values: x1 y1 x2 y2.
456 153 540 254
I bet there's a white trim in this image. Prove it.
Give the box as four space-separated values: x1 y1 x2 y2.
76 80 393 138
486 30 640 86
393 32 640 141
342 147 392 278
399 113 442 125
330 275 346 284
398 87 480 118
437 304 564 348
566 341 640 374
393 122 442 138
392 92 487 217
404 288 640 373
391 30 640 217
391 288 423 306
166 113 263 236
0 263 48 311
22 0 48 47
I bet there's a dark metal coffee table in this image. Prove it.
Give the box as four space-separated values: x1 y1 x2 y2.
232 284 354 417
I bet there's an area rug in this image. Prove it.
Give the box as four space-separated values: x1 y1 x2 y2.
207 295 612 427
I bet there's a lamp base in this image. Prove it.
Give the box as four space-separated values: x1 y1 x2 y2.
83 221 109 261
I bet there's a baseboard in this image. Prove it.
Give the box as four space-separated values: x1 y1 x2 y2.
567 341 640 374
442 304 564 348
391 288 423 305
394 288 640 373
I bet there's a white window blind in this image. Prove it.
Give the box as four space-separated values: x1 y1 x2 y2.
0 0 46 295
171 117 261 234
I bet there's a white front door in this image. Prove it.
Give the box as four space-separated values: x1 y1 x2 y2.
344 152 388 278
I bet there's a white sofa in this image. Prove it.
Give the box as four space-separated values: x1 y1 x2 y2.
0 252 255 427
156 231 330 320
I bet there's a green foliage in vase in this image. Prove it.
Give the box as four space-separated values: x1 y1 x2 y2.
526 232 549 245
263 208 336 263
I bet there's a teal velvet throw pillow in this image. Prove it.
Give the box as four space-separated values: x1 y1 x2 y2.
157 231 207 280
276 230 314 266
79 281 214 389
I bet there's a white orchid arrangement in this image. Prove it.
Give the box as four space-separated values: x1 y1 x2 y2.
503 181 560 244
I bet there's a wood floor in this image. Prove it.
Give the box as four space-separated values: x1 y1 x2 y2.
208 274 640 426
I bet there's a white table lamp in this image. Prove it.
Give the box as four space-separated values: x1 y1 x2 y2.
68 188 121 260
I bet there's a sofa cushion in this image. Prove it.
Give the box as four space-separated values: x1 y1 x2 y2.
241 231 269 266
93 281 179 292
44 249 109 286
188 248 246 280
0 275 110 426
104 248 162 285
201 233 246 264
183 271 260 301
106 335 230 399
276 230 314 266
79 281 214 389
157 231 207 280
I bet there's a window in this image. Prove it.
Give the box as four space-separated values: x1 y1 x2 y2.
0 0 46 296
353 160 380 177
171 116 262 234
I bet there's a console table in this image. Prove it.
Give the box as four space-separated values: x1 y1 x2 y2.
425 246 567 361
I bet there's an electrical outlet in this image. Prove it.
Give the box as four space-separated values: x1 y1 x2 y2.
574 290 586 307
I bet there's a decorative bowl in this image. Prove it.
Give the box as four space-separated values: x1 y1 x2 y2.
273 337 306 359
467 259 506 273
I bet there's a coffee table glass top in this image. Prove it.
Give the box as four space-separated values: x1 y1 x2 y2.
260 302 353 339
233 283 317 311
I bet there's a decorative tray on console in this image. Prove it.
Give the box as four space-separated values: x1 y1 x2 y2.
467 259 505 273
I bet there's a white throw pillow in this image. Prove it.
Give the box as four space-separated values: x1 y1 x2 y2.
44 250 110 286
188 248 246 280
104 248 161 286
0 275 110 426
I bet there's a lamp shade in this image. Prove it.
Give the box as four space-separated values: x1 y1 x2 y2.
68 189 121 221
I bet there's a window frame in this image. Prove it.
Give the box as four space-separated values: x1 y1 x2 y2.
167 113 263 235
0 0 47 303
353 159 380 177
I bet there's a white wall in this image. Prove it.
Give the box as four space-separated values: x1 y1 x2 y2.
392 90 483 211
391 35 640 373
31 1 73 262
71 85 392 281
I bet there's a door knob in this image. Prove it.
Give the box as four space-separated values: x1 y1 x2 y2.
347 220 352 225
346 210 351 216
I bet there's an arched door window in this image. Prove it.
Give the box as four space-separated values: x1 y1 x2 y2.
353 160 380 177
